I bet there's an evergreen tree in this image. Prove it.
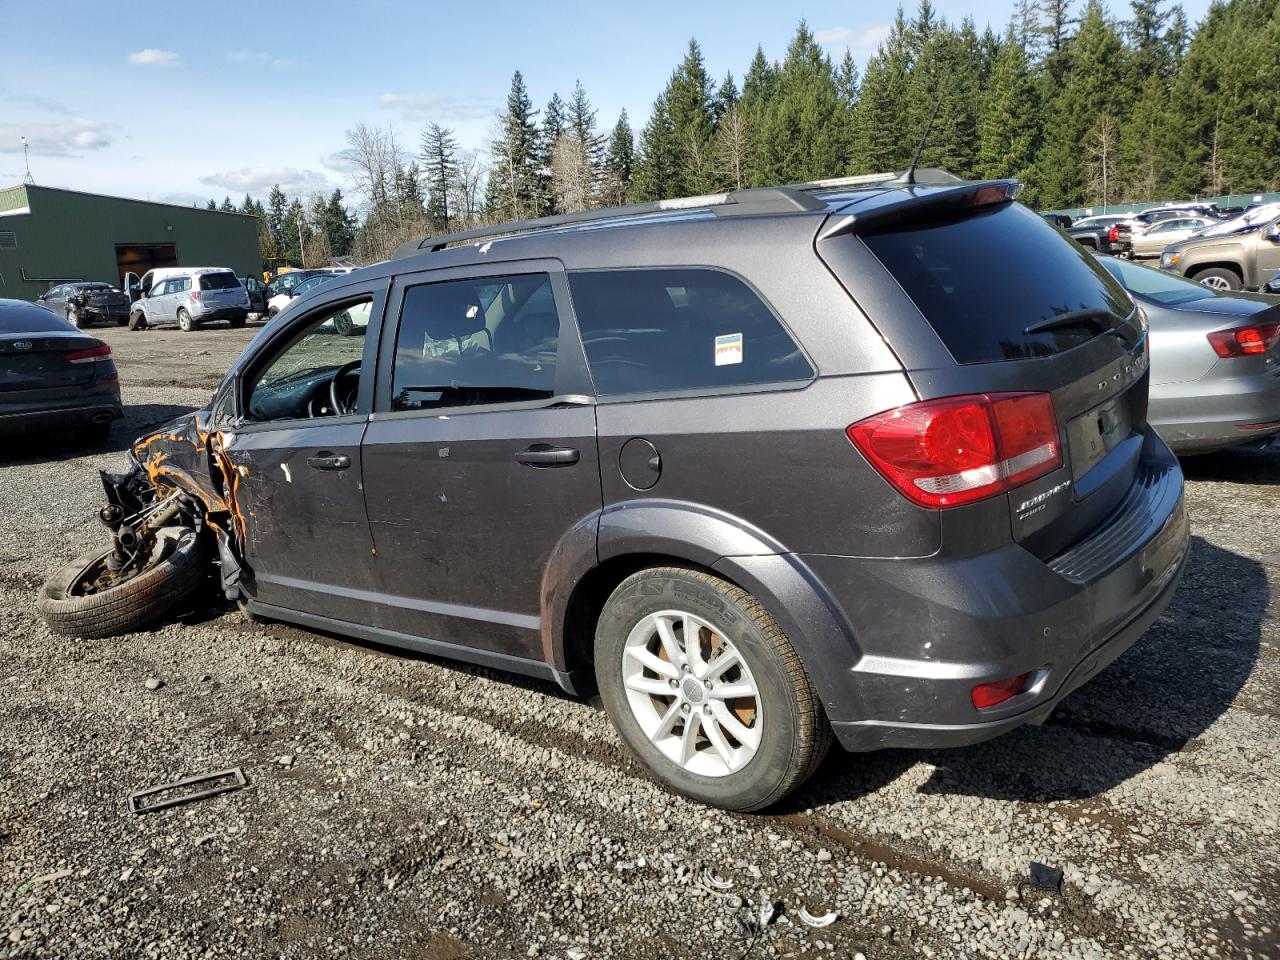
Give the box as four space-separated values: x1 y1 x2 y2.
486 70 542 220
239 194 255 216
711 72 739 126
266 186 288 256
205 199 218 211
905 14 983 176
566 80 604 176
975 27 1040 192
219 196 236 213
420 122 459 230
321 189 355 257
835 50 860 108
280 198 308 262
850 9 913 173
602 111 635 206
753 21 849 184
631 93 681 201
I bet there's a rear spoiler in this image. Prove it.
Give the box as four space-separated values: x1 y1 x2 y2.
819 180 1022 239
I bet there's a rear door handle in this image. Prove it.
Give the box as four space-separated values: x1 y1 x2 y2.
515 445 579 467
307 453 350 471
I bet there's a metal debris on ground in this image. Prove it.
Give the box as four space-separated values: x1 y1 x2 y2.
703 869 733 890
127 767 248 815
1017 861 1067 905
796 907 839 928
757 898 781 928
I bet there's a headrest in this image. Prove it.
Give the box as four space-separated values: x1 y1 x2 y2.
423 284 486 341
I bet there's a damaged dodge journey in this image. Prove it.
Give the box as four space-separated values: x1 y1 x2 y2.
37 171 1191 811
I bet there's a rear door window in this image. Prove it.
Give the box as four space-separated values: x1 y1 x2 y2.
390 273 559 411
860 203 1134 364
567 268 813 397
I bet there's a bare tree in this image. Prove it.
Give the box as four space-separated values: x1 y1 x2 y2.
714 105 750 191
1085 114 1119 208
550 133 595 213
340 123 400 213
449 150 487 228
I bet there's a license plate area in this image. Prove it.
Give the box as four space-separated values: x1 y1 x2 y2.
1067 392 1133 480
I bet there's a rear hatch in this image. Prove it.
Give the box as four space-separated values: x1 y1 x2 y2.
817 188 1150 560
0 331 109 392
198 271 247 307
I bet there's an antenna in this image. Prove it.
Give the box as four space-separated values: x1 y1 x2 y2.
21 136 35 185
897 101 942 187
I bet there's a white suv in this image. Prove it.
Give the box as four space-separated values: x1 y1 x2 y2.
126 268 251 332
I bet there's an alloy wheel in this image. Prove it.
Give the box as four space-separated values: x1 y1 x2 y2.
620 609 762 778
1200 275 1230 290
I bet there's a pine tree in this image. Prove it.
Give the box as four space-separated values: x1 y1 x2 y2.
835 50 860 108
754 21 849 184
566 80 604 177
631 93 680 201
602 111 635 206
850 9 913 173
711 72 739 126
739 45 779 184
322 189 355 257
904 15 983 176
266 186 288 256
633 40 716 199
420 122 459 230
486 70 542 221
974 27 1040 191
205 199 217 211
220 196 236 213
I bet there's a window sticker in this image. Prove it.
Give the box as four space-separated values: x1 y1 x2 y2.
714 332 743 366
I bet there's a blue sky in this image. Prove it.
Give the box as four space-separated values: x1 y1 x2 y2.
1 0 1212 209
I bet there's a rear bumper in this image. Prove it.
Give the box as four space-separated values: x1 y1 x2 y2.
1151 366 1280 453
0 398 124 437
790 431 1189 751
193 306 249 322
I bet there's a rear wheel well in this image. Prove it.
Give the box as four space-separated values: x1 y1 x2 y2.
562 554 727 681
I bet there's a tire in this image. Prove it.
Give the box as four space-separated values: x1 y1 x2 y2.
229 313 247 328
1194 267 1242 291
37 528 208 639
128 311 148 331
177 308 197 332
67 308 85 329
595 566 831 811
333 311 355 336
79 419 112 443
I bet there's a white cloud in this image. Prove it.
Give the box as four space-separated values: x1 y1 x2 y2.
200 166 330 197
128 48 181 67
0 119 114 157
321 152 362 175
225 50 300 71
377 92 493 123
815 23 893 53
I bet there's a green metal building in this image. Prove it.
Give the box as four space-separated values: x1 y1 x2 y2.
0 184 261 302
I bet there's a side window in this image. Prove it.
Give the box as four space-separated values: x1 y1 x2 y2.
567 268 814 397
390 273 559 412
179 277 191 292
245 298 372 422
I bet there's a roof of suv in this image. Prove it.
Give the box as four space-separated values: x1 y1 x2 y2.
390 168 988 268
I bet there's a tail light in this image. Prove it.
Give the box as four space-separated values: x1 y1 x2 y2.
65 344 112 364
1107 225 1120 242
847 392 1062 509
1207 321 1280 358
190 289 203 301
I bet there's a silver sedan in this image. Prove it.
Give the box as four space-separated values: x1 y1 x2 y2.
1128 216 1216 259
1098 255 1280 454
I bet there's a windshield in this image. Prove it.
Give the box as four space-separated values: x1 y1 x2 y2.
1098 256 1216 305
862 202 1134 363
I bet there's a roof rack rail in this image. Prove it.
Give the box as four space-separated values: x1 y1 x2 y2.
393 185 827 259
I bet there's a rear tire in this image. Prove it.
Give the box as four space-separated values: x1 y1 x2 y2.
229 313 247 328
594 566 831 812
177 308 196 332
128 311 148 331
37 529 207 639
1194 267 1242 291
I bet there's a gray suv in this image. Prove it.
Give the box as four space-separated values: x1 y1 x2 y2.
128 269 250 331
39 174 1190 811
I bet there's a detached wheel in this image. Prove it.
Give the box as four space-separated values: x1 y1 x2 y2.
177 308 197 332
332 311 355 336
1195 267 1242 291
37 528 207 639
595 567 831 811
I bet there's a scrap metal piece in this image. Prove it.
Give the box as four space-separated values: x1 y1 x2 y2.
127 767 248 815
703 869 733 890
797 907 839 928
758 898 781 928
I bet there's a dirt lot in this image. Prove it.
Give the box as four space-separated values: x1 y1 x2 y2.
1 321 1278 959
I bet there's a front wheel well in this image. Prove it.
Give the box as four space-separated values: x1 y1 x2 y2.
561 554 730 680
1187 262 1243 282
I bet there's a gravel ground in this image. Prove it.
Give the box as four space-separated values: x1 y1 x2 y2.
1 322 1278 959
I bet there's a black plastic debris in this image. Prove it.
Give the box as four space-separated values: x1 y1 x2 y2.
128 767 248 815
1017 861 1066 904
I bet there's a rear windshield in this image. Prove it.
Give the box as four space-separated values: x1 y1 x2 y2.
862 202 1133 363
199 272 241 291
0 305 75 333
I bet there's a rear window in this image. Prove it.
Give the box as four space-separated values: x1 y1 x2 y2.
199 272 241 291
861 203 1133 364
0 305 74 333
568 268 813 396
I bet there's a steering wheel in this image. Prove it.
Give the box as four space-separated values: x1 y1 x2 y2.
329 360 361 416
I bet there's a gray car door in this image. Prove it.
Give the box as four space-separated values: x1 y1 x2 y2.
221 281 388 623
359 261 601 663
142 279 170 323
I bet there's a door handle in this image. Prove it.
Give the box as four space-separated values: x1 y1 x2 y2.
514 445 579 467
307 453 350 471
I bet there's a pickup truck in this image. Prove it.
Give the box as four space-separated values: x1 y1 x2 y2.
1159 214 1280 290
1066 223 1128 256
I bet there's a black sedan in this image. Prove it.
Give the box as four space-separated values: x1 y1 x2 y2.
0 299 123 440
37 281 130 327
